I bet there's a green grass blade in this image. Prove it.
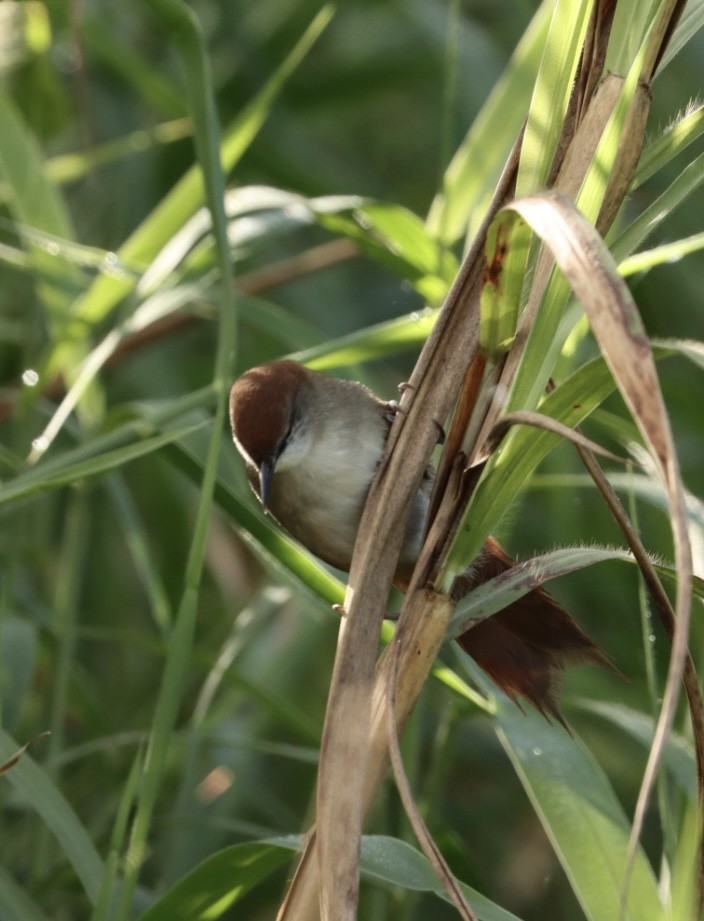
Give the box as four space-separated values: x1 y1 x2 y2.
0 730 104 904
656 0 704 71
632 103 704 189
135 842 292 920
61 6 333 330
291 309 436 370
574 700 695 796
612 149 704 260
516 0 593 195
445 351 620 574
0 865 52 921
0 89 78 319
0 418 210 505
426 0 551 245
619 231 704 276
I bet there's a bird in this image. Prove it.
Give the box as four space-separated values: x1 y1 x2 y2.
229 359 611 723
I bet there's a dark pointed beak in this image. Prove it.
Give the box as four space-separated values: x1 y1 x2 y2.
258 457 275 512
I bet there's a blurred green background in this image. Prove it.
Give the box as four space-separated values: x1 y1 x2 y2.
1 1 703 919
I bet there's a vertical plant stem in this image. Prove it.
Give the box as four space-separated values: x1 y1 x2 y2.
114 0 237 915
31 488 89 883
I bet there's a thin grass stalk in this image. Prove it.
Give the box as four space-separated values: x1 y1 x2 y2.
112 1 238 916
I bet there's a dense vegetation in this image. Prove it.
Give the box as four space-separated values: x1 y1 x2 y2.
1 1 703 919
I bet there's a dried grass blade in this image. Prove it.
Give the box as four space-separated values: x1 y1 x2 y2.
385 593 477 921
503 188 693 911
486 409 627 463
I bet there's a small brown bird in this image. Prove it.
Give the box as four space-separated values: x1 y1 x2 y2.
229 360 610 722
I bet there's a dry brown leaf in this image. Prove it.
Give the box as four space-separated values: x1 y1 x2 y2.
503 188 693 907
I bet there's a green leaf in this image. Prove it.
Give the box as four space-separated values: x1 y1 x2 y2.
495 708 662 921
444 352 619 578
0 417 210 506
292 309 436 370
56 6 333 331
516 0 592 195
613 149 704 261
0 730 104 904
136 835 524 921
448 546 635 636
135 841 293 921
0 864 52 921
619 231 704 276
426 0 550 244
574 700 696 797
632 103 704 190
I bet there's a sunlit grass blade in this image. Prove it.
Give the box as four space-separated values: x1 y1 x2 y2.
0 385 216 506
443 352 620 578
0 89 78 315
27 276 216 461
632 102 704 190
657 0 704 70
44 119 193 187
619 231 704 276
139 187 455 304
291 309 436 370
516 0 593 195
426 0 550 245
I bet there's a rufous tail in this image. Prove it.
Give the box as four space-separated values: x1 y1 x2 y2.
450 537 614 726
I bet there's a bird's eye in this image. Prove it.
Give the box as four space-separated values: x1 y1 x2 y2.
278 423 294 455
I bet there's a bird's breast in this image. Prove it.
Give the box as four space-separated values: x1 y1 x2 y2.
266 444 429 574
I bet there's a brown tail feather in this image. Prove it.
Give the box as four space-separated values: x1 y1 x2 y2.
451 537 615 725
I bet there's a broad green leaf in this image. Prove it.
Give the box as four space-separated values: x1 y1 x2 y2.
495 707 662 921
137 835 523 921
135 841 293 921
574 700 696 796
